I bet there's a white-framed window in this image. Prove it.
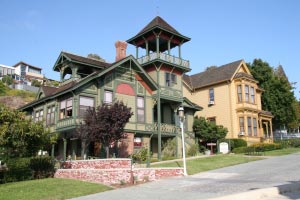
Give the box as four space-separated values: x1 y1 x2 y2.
247 117 252 136
35 109 44 122
253 118 257 136
79 96 95 117
250 86 255 103
245 85 249 102
46 105 55 125
239 117 245 133
60 97 73 119
137 96 145 123
209 88 214 103
104 90 113 104
237 85 242 102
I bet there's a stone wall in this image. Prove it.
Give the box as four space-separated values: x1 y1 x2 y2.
55 159 183 185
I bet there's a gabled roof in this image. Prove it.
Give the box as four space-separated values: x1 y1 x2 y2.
184 60 245 89
20 55 158 110
53 51 111 71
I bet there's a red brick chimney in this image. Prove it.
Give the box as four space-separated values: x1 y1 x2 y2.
115 40 127 61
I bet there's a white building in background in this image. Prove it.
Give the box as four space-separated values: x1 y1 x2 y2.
0 61 44 92
0 64 16 79
12 61 44 85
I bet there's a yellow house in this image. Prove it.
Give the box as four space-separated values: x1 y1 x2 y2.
183 60 273 144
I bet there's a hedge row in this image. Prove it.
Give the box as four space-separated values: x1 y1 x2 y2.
275 139 300 148
232 143 282 154
0 156 55 184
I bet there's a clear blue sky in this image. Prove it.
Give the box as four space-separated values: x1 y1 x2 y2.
1 0 299 99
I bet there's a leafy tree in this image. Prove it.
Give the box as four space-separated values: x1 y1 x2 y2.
0 104 50 157
1 75 13 85
205 66 218 71
87 53 106 62
193 116 227 146
0 81 7 95
248 59 297 129
77 101 133 158
289 100 300 130
31 79 42 87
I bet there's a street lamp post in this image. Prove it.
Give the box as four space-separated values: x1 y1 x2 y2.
178 106 187 176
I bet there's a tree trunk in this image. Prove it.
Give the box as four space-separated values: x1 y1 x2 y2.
105 146 109 158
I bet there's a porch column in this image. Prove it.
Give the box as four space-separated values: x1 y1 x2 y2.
178 44 181 59
60 70 64 81
264 122 269 138
157 98 161 160
71 66 78 79
168 40 171 55
146 41 149 56
81 139 86 159
156 36 160 55
63 138 67 161
51 144 55 157
270 120 273 142
136 46 138 59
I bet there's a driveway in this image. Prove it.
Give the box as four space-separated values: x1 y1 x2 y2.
71 153 300 200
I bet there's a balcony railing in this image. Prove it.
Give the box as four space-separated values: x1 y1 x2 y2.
137 52 190 68
56 117 77 129
153 123 181 135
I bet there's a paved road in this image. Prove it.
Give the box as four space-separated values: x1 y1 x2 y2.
71 153 300 200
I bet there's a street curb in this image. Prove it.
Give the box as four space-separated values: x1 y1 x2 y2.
209 183 300 200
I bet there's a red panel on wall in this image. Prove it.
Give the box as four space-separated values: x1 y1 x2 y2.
116 83 135 96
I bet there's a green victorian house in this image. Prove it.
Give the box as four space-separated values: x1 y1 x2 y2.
20 16 201 160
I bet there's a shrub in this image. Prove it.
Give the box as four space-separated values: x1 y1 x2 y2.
162 139 177 158
232 143 282 154
29 156 56 179
289 139 300 147
2 157 32 183
187 144 199 156
232 146 248 154
132 147 148 163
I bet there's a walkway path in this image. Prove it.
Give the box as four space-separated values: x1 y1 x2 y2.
71 153 300 200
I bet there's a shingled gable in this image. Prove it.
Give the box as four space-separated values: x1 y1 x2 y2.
184 59 249 90
53 51 111 72
127 16 190 44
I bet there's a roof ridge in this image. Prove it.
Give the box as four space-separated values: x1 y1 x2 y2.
62 51 110 64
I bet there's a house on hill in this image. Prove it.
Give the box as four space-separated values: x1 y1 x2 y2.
19 16 201 160
183 60 273 144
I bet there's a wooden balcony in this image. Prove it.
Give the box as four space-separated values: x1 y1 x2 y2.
56 117 77 130
137 52 190 69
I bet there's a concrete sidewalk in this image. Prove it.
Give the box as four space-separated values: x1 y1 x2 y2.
210 182 300 200
70 153 300 200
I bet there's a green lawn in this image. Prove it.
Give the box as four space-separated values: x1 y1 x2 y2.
0 178 112 200
152 154 263 175
263 147 299 156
